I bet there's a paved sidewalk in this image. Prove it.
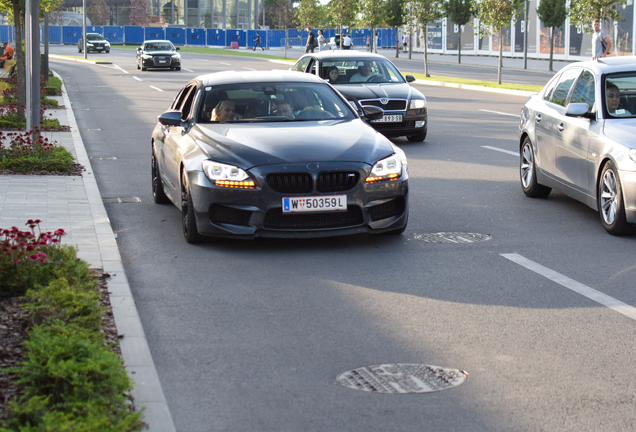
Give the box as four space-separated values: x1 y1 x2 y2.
0 74 176 432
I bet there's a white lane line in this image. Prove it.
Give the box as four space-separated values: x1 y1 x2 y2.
479 109 521 118
481 146 519 157
133 76 142 81
242 67 256 71
182 68 195 72
502 253 636 321
220 62 231 65
149 86 164 92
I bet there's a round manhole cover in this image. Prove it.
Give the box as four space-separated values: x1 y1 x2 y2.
337 364 467 394
414 232 492 244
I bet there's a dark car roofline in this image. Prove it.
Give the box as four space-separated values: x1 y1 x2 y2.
195 70 327 86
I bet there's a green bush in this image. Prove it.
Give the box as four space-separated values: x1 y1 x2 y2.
0 146 73 172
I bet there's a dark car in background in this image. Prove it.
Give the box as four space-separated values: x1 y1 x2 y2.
292 51 428 142
151 70 409 243
77 33 110 53
136 40 181 71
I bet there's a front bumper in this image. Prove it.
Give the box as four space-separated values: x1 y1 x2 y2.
187 161 409 239
368 108 427 138
141 56 180 69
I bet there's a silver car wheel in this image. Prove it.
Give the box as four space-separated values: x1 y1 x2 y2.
600 168 618 225
521 141 534 189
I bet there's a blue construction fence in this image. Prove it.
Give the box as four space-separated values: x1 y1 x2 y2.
0 25 397 49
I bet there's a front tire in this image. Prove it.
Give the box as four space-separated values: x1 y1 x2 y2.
181 170 205 244
151 146 169 204
407 129 427 142
598 161 632 235
520 137 551 198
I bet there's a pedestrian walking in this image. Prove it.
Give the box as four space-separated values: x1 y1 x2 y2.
253 33 264 51
366 35 371 51
305 28 317 53
318 30 325 52
592 19 612 59
402 34 408 52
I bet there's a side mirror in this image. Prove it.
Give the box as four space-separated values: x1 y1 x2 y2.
176 47 181 51
566 102 595 120
158 111 182 126
405 75 415 83
137 47 142 52
363 106 384 121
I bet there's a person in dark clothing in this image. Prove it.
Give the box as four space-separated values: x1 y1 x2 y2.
253 33 264 51
305 28 316 53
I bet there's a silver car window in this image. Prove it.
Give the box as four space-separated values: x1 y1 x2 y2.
605 73 636 118
549 68 581 107
570 70 595 112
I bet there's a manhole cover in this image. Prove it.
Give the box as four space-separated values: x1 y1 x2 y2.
337 364 466 394
414 232 492 244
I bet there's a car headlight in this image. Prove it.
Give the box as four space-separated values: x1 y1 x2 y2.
86 42 94 47
409 98 427 109
630 148 636 163
366 154 403 184
171 53 180 58
105 42 110 47
202 160 255 188
142 54 153 59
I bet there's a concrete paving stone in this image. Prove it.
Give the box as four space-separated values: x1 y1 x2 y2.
102 259 125 274
126 364 170 404
100 245 123 262
118 336 155 366
132 403 176 432
107 281 133 298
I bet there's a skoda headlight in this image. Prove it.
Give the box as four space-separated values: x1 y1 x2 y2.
142 54 153 59
409 98 427 109
171 53 180 58
202 160 255 188
366 154 403 184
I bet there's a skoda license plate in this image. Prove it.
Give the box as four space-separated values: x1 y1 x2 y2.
374 115 402 123
283 195 347 213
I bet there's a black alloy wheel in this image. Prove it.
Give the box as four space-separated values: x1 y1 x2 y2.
181 170 205 244
151 145 169 204
520 137 551 198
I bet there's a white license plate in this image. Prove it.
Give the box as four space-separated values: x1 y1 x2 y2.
96 47 103 50
282 195 347 213
374 115 403 123
158 59 167 63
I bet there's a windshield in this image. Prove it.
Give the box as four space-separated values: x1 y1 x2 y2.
605 72 636 118
86 34 103 41
320 58 406 84
199 83 357 123
145 42 175 51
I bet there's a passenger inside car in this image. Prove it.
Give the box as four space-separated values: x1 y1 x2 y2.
211 99 236 121
606 83 632 116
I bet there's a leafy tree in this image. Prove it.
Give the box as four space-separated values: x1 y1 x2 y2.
444 0 473 63
536 0 566 71
476 0 524 84
295 0 320 29
568 0 624 30
384 0 405 57
403 0 444 76
129 0 149 25
259 0 295 29
88 0 110 26
328 0 358 48
359 0 385 52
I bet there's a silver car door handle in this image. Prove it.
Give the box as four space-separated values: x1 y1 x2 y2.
557 123 564 132
535 114 542 122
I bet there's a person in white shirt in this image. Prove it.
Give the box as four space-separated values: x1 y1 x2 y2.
342 34 352 50
592 19 612 60
318 30 325 52
350 61 380 82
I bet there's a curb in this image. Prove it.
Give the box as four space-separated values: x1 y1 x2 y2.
50 54 112 65
54 71 176 432
413 79 536 97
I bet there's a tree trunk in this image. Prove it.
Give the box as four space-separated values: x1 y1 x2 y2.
498 28 503 85
339 24 343 49
395 27 399 58
13 1 26 120
458 28 462 64
549 27 554 72
424 31 429 77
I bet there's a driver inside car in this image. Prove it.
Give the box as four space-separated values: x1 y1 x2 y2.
350 61 381 83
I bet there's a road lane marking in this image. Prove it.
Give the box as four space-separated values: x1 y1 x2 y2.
242 67 256 71
220 62 231 65
133 76 142 81
502 253 636 321
182 68 194 72
481 146 519 157
479 109 521 118
149 86 164 92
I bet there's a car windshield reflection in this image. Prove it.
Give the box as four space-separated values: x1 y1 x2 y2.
605 72 636 118
146 43 174 51
319 59 406 84
200 83 356 123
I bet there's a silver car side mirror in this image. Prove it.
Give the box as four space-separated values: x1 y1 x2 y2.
565 102 592 118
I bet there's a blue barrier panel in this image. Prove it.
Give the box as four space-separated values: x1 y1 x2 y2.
48 26 62 43
167 27 186 45
0 25 8 43
207 29 225 46
85 26 103 35
268 30 284 47
62 26 82 44
104 26 124 43
145 27 166 41
187 28 205 46
124 26 144 44
246 30 266 47
227 30 246 47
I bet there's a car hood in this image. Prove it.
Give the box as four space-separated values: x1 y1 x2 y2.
193 119 394 168
146 50 177 55
603 119 636 149
333 82 416 101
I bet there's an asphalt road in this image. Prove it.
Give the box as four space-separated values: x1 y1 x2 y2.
49 45 636 432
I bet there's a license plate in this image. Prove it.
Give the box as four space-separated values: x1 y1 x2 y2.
282 195 347 213
96 47 103 50
158 59 166 63
373 115 403 123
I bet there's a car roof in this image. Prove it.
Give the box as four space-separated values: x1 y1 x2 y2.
86 33 103 37
561 56 636 75
195 70 327 86
144 40 173 44
302 51 389 61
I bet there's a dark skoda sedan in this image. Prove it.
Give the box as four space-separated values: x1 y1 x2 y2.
292 51 428 142
136 40 181 71
151 70 409 243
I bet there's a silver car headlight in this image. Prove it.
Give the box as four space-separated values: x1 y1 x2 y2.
366 154 403 184
630 148 636 163
202 160 255 188
142 54 153 59
171 53 180 58
409 98 427 109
